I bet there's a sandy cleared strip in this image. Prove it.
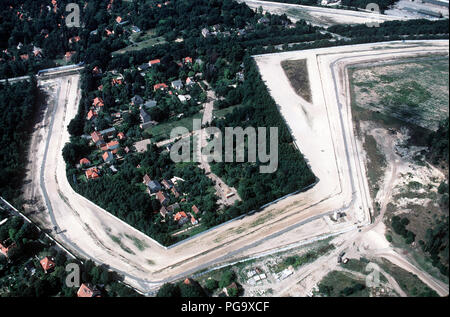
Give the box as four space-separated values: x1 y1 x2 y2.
253 39 448 296
35 40 448 294
240 0 411 26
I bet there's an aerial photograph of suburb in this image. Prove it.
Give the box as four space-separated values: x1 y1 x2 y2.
0 0 448 306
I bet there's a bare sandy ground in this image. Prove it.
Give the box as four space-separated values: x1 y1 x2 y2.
254 40 448 296
26 40 448 295
240 0 410 27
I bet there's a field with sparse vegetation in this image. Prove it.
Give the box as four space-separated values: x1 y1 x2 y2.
281 59 312 103
349 56 449 131
349 56 449 281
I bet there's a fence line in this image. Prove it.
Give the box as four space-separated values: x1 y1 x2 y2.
0 196 77 259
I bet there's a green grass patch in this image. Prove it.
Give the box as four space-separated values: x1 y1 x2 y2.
106 232 135 255
174 224 208 240
124 233 149 251
363 134 387 202
376 258 439 297
281 59 312 103
317 270 369 297
271 243 335 273
213 104 243 119
341 257 370 274
112 30 166 57
349 56 449 131
148 112 202 142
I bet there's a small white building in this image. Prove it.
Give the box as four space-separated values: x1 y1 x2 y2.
178 95 191 102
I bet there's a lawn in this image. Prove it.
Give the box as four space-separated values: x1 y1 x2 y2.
213 104 243 119
281 59 312 103
147 112 203 142
112 29 167 57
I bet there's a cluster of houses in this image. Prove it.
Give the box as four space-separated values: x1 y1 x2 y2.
80 55 201 181
142 174 201 226
0 43 43 63
79 125 128 181
201 25 232 38
129 94 159 130
76 45 208 228
0 251 58 274
142 56 198 100
1 234 105 297
1 237 103 297
86 96 104 121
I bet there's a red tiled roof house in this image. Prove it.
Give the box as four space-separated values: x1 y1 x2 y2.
77 283 101 297
40 257 56 273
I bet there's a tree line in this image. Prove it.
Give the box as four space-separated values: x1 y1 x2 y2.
0 79 38 201
0 215 140 297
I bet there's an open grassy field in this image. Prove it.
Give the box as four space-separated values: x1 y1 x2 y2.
376 258 439 297
349 56 449 131
281 59 312 103
112 29 167 57
349 55 449 283
349 56 449 202
213 104 244 119
147 112 202 142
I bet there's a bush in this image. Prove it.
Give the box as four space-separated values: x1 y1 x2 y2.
219 270 236 289
285 256 298 266
179 281 207 297
227 286 239 297
205 279 219 292
438 181 448 195
157 283 180 297
391 216 415 244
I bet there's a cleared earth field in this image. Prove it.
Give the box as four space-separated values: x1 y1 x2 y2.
348 56 449 284
253 39 448 296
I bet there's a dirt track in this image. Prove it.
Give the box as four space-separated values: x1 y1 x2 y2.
24 40 448 295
